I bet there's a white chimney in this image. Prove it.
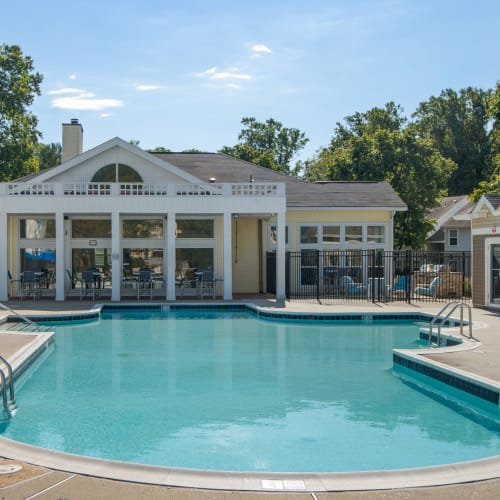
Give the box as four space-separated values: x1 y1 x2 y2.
62 119 83 162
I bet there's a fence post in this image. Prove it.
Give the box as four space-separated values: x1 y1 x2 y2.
316 249 320 302
405 249 412 304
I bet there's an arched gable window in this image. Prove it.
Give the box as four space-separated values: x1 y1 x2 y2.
91 164 143 182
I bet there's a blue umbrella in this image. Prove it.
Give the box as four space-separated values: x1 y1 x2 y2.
25 250 56 261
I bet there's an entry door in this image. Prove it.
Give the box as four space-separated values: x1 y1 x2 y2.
492 245 500 303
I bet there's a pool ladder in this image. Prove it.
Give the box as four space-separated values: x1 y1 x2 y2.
0 354 17 420
428 301 472 347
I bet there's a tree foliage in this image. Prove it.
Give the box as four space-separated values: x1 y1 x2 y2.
36 142 61 170
0 44 43 180
221 117 308 174
412 87 493 195
471 82 500 201
302 103 455 249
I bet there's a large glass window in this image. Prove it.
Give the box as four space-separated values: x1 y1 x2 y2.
72 248 111 275
367 226 385 244
345 225 363 244
21 248 56 272
72 220 111 238
20 219 56 239
122 248 163 276
176 219 214 239
300 226 318 244
323 225 341 244
176 248 214 277
123 219 163 239
91 164 143 182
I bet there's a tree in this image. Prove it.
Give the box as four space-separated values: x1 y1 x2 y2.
302 103 455 248
413 87 494 195
37 142 61 170
0 44 43 180
470 82 500 200
221 117 308 174
147 146 171 153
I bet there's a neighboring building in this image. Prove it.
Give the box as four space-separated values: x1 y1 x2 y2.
0 120 406 302
471 193 500 309
426 196 473 253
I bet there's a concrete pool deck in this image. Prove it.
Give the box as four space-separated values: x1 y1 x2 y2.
1 299 499 498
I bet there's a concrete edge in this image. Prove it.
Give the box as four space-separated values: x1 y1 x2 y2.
0 436 499 491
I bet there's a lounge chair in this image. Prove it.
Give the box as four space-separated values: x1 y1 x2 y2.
342 275 367 296
391 275 411 296
415 276 441 297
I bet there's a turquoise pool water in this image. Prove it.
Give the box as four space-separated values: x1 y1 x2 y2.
2 309 500 472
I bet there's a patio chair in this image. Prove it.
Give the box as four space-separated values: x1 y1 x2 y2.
391 275 411 296
137 268 154 300
197 269 219 299
415 276 441 297
20 270 42 301
80 270 99 300
342 275 367 296
8 271 21 298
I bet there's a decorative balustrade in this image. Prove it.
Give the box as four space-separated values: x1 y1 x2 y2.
4 182 284 198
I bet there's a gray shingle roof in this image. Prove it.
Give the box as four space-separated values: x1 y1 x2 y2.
155 152 407 209
485 193 500 211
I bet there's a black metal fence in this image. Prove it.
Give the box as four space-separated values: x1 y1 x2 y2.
266 250 471 303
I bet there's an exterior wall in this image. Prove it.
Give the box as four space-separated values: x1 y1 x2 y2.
472 215 500 308
232 218 260 294
444 227 471 252
472 235 486 307
285 210 393 252
47 148 188 184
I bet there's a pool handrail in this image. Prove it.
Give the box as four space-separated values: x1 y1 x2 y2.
429 301 472 347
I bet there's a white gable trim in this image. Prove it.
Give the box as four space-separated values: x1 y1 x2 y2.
31 137 202 184
471 195 499 218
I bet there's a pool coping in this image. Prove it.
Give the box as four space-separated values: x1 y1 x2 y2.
1 302 499 491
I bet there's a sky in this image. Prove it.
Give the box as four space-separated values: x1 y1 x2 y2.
1 0 499 163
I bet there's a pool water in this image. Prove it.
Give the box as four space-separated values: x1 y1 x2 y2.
2 309 500 472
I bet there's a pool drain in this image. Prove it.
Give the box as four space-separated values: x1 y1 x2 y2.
0 464 23 475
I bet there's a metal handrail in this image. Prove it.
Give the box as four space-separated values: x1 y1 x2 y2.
0 301 36 327
0 354 16 419
429 301 472 347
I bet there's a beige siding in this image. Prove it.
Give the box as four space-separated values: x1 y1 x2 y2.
232 218 260 294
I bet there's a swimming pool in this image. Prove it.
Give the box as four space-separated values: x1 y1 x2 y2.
2 307 500 474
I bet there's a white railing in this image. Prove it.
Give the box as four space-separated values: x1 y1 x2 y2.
4 182 284 198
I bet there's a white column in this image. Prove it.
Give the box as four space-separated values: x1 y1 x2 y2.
276 211 286 301
166 213 176 300
0 212 7 301
55 212 65 301
223 211 232 300
111 212 121 301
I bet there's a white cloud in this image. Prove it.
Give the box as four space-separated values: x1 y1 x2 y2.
135 84 162 91
195 67 251 81
69 74 77 80
226 83 241 89
100 113 112 118
251 44 272 54
52 95 123 111
47 87 86 95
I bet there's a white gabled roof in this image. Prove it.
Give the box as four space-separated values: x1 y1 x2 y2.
471 193 500 218
29 137 202 184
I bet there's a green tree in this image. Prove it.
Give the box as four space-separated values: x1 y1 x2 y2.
470 82 500 200
303 103 455 248
147 146 171 153
413 87 493 195
37 142 61 170
221 117 308 174
0 44 43 180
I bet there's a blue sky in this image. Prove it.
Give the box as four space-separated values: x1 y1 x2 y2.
2 0 499 162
